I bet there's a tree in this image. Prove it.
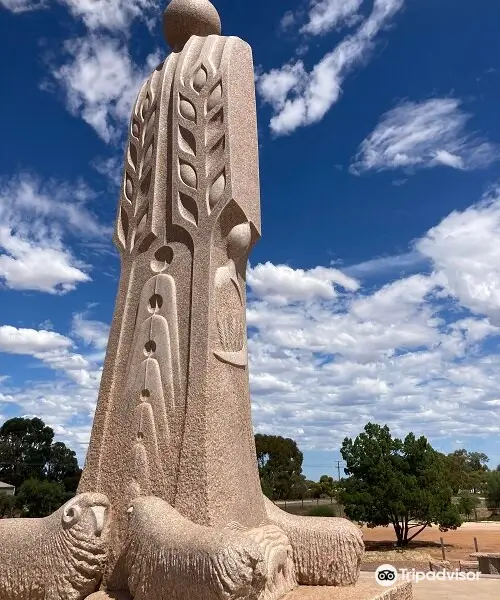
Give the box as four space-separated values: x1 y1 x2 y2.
0 417 82 493
444 449 489 494
457 492 480 521
46 441 81 491
485 471 500 509
16 479 67 517
0 417 54 488
339 423 461 547
289 473 308 505
317 475 336 503
255 434 304 500
0 492 15 518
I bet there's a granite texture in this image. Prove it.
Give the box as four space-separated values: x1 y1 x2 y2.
264 497 364 586
0 493 110 600
75 0 365 597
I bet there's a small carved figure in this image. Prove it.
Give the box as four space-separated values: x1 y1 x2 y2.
214 222 252 366
0 493 110 600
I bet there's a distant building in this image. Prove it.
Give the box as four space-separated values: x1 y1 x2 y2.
0 481 15 496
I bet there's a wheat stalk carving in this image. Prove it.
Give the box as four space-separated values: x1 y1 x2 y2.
175 58 227 232
116 68 160 254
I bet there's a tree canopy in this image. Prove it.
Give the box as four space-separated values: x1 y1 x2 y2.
0 417 53 488
0 417 82 515
485 470 500 509
255 433 304 500
443 449 489 494
339 422 461 546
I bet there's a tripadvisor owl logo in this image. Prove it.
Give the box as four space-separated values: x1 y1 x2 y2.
375 564 398 586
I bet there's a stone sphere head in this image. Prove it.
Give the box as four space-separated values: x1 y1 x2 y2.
163 0 221 50
227 223 251 260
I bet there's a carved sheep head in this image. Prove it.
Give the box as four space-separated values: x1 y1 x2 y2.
61 492 111 538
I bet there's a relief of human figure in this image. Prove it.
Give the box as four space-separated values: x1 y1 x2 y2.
213 222 251 366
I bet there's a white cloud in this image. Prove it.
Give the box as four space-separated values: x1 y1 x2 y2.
53 36 161 142
344 250 428 278
257 0 405 135
5 187 500 464
351 98 499 173
301 0 363 36
0 0 44 12
0 230 91 293
418 186 500 323
0 174 108 293
280 10 297 31
72 313 110 350
0 326 72 355
58 0 158 32
244 191 500 451
1 0 157 31
248 262 359 305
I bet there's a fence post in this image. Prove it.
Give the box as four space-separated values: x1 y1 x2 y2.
474 537 479 552
440 537 446 561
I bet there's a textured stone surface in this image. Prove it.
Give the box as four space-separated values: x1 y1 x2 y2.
264 497 364 586
163 0 221 50
111 496 296 600
73 0 366 597
78 25 265 583
0 493 110 600
282 581 412 599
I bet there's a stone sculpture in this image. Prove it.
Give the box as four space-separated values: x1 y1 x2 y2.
74 0 367 597
0 493 110 600
0 1 414 599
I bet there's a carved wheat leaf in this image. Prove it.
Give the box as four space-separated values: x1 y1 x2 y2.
207 82 222 112
178 125 196 156
179 97 196 121
192 65 207 92
208 171 226 209
179 161 197 189
117 206 129 248
179 192 199 226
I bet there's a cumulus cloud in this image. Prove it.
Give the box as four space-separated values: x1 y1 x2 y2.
351 98 499 174
4 185 500 460
418 186 500 323
0 326 72 355
52 36 161 142
245 191 500 450
0 325 100 388
0 174 109 293
57 0 158 32
248 262 359 306
1 0 157 32
257 0 405 135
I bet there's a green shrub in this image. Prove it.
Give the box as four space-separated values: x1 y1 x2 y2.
306 505 337 517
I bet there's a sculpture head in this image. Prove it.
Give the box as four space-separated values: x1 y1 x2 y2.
163 0 221 51
61 492 111 539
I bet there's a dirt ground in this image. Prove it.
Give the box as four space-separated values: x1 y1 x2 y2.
361 522 500 569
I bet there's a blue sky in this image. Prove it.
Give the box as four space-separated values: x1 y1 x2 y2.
1 0 500 481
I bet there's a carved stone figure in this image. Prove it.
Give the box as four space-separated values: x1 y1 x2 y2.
0 1 414 599
73 0 370 597
0 493 110 600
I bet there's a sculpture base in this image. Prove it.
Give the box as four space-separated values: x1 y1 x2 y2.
283 581 412 600
87 581 412 600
